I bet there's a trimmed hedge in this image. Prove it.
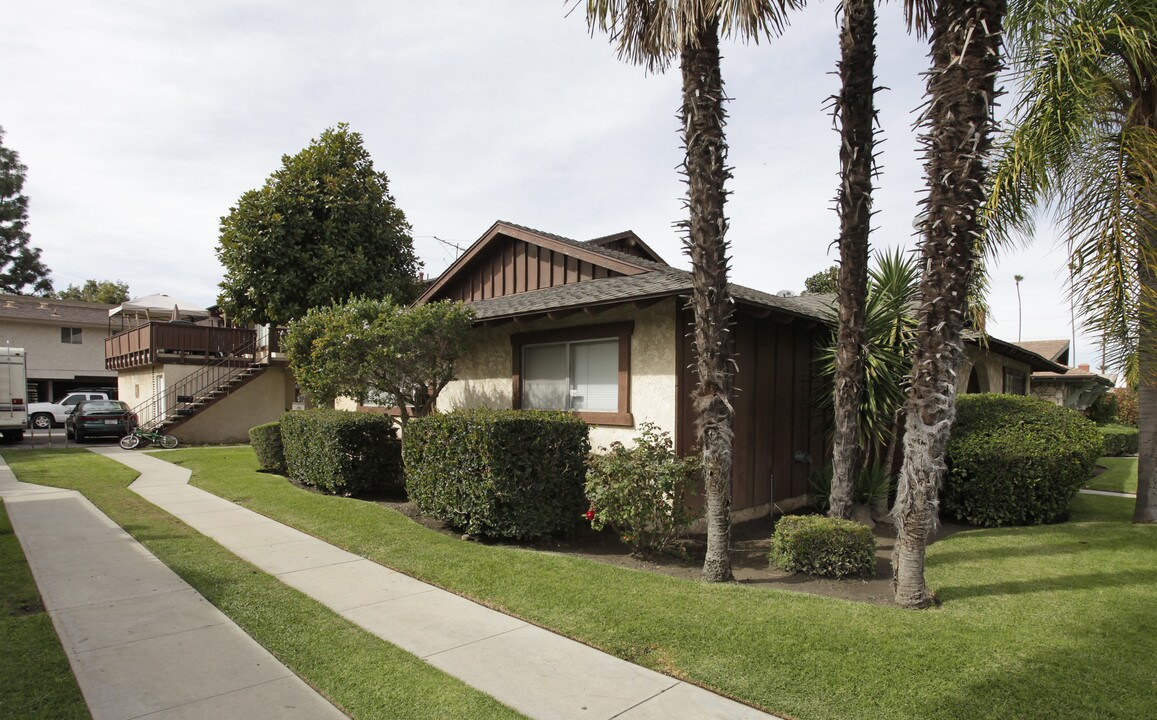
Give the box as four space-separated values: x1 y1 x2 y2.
1099 424 1139 456
945 394 1103 527
404 409 589 540
248 421 285 474
770 515 876 578
280 409 402 496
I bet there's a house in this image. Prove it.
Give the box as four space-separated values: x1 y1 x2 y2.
0 292 118 402
410 221 826 519
959 331 1066 396
1014 339 1114 410
411 221 1071 519
105 294 297 444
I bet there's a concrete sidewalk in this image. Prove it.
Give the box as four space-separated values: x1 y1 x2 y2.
90 447 779 720
0 455 347 720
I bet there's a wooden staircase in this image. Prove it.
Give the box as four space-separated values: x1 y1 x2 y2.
129 333 274 434
155 363 268 433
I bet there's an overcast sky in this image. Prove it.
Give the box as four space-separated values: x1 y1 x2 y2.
2 1 1104 370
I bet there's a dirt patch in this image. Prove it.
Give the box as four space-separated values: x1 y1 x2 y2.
374 495 968 606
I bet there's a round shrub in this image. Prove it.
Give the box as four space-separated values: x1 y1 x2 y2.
248 421 285 474
945 394 1104 527
770 515 876 578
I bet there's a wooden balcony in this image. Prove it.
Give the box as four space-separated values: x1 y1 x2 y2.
105 323 258 370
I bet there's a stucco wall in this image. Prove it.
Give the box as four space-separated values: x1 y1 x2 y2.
438 299 678 449
0 319 115 382
173 366 296 444
959 344 1034 395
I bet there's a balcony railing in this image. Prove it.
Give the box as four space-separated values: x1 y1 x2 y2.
105 323 257 370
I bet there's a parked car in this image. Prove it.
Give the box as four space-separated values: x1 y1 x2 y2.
65 400 137 442
28 390 115 429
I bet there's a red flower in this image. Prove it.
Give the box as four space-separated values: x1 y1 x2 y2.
584 508 595 521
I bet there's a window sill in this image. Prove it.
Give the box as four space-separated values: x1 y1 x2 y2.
573 411 633 427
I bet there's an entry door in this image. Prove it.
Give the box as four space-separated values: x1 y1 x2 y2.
155 373 166 421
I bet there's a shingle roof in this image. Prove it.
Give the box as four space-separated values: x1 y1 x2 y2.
0 293 115 326
1013 339 1070 363
468 263 831 324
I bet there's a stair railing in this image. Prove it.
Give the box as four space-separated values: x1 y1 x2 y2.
128 333 268 431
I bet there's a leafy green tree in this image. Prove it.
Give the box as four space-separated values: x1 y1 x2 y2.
803 265 839 294
0 127 52 296
892 0 1007 608
55 279 130 304
216 124 421 325
284 298 474 425
987 0 1157 523
586 0 802 583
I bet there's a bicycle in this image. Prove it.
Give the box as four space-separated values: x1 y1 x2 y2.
119 426 179 450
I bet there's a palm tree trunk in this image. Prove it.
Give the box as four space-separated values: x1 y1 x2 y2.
1134 182 1157 523
892 0 1006 608
680 18 736 583
830 0 878 520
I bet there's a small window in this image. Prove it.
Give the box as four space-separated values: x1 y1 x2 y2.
1003 369 1027 395
61 327 82 344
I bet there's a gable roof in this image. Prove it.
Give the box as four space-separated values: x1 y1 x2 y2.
418 221 835 326
417 221 1066 372
416 221 662 305
1013 339 1070 364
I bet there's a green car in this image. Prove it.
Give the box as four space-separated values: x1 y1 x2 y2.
65 400 137 442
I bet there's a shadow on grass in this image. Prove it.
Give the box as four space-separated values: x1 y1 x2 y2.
932 605 1155 719
936 566 1157 600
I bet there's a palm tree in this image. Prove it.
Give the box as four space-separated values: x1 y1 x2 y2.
817 248 919 511
891 0 1009 608
585 0 800 581
987 0 1157 523
828 0 880 520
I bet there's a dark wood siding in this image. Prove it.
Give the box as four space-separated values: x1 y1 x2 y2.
677 305 829 513
439 236 627 302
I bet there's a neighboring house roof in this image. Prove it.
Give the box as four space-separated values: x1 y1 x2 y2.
1032 365 1115 386
968 332 1067 373
0 293 116 327
1014 339 1070 364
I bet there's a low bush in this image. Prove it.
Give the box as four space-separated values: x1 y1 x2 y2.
1098 424 1139 456
1085 392 1119 424
770 515 876 578
248 421 285 474
584 423 699 557
945 394 1103 527
280 410 402 496
404 409 589 540
1113 388 1139 427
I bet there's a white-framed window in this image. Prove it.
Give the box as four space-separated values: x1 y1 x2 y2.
523 338 619 412
61 327 82 344
511 321 633 426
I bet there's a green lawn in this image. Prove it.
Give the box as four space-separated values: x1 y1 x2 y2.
2 450 524 720
0 500 89 719
1086 456 1139 494
10 447 1157 720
